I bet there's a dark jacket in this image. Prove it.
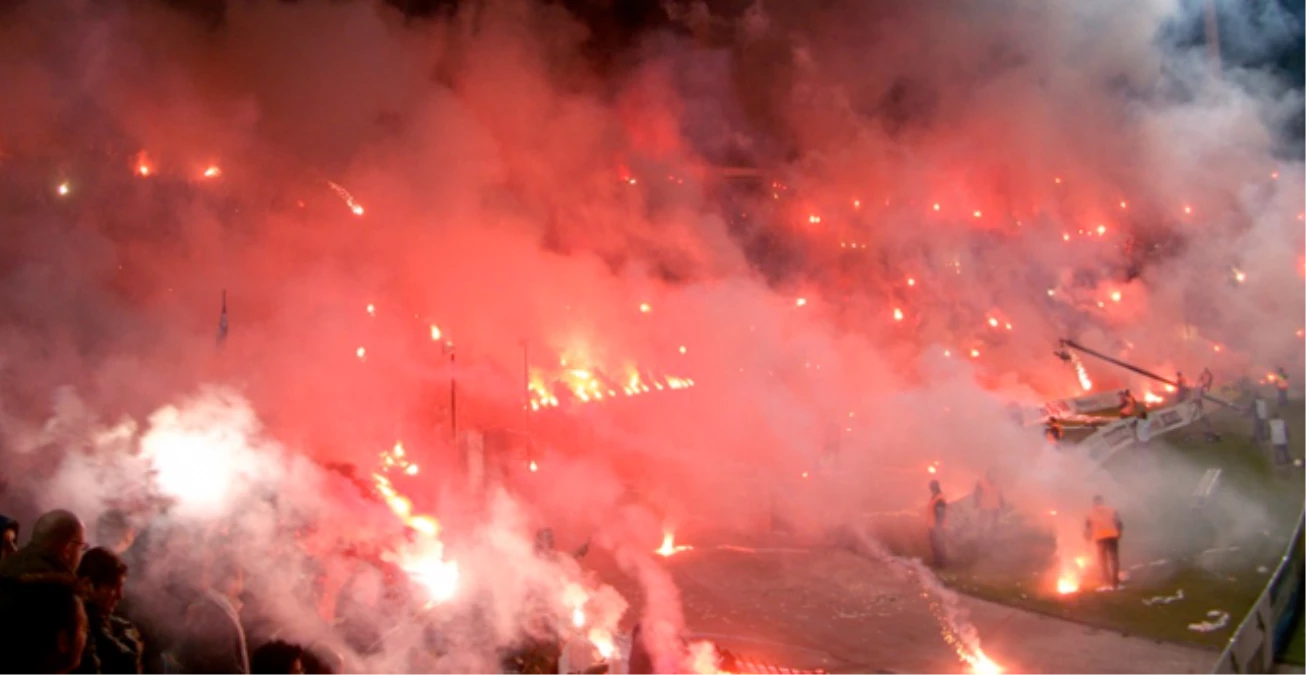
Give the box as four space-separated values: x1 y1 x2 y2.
0 545 74 579
75 607 144 674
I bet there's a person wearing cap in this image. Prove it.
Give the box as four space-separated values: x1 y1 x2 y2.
1083 495 1123 590
925 480 948 568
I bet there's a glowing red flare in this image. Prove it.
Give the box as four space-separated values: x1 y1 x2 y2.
655 531 692 557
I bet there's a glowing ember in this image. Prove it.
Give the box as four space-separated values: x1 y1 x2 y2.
639 302 651 313
1075 361 1093 391
1110 290 1122 303
1232 268 1246 283
933 203 941 211
1096 224 1106 236
355 346 366 360
970 349 980 358
56 181 70 196
893 308 904 321
972 210 982 218
572 607 585 628
366 303 375 316
1143 391 1164 404
987 317 998 328
795 297 807 307
429 324 442 341
1057 576 1080 595
679 345 687 354
655 531 693 557
134 151 154 177
326 180 366 216
1183 205 1192 215
907 277 916 286
529 459 538 472
201 165 222 178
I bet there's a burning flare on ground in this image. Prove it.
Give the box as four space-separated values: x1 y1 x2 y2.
1056 553 1090 596
655 531 692 557
964 650 1004 675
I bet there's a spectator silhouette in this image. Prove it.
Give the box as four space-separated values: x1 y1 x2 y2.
74 547 143 674
0 574 89 673
0 514 18 561
178 557 250 674
0 510 87 579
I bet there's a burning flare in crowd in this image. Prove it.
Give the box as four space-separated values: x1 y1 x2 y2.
372 443 460 604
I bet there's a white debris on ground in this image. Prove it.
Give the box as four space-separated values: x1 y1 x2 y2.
1142 589 1185 606
1188 610 1231 632
1256 566 1269 574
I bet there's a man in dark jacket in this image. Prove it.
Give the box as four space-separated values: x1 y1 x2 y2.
0 509 86 579
75 547 143 674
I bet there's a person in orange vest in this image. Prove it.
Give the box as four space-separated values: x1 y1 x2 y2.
1083 495 1123 590
926 480 948 568
972 470 1005 532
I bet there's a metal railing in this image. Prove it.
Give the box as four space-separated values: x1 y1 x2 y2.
1212 507 1305 673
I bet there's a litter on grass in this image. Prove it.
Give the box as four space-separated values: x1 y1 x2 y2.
1142 589 1184 606
1188 610 1230 633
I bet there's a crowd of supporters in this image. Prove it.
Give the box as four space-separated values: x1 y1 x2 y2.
0 508 341 674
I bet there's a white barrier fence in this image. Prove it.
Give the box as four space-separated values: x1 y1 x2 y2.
1212 509 1305 674
1018 389 1128 427
1076 400 1204 466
